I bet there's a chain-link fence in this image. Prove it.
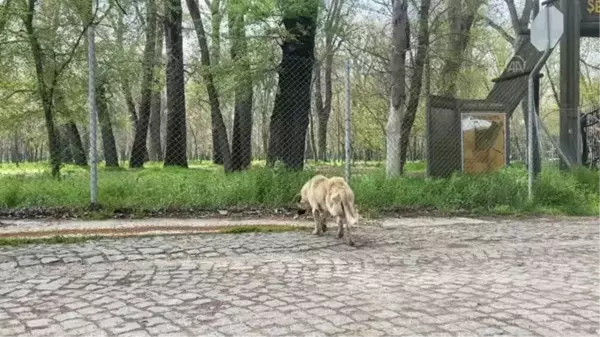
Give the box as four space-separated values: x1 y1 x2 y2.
0 15 597 213
0 45 596 205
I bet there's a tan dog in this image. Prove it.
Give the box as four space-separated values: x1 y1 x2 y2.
295 174 329 235
325 176 358 246
295 175 358 246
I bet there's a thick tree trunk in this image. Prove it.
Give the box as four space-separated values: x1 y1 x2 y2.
267 6 317 170
386 0 409 178
123 79 138 127
208 0 224 164
130 0 157 168
163 0 188 167
59 126 73 164
65 121 87 166
439 0 482 96
260 86 270 160
22 0 61 177
96 74 120 167
149 14 164 162
186 0 230 170
229 1 253 171
398 0 430 173
313 62 330 162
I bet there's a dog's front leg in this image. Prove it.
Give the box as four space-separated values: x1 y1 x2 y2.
344 219 354 246
336 216 344 239
320 212 328 233
312 209 323 235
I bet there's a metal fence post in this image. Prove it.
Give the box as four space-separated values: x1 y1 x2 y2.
344 60 352 183
88 23 98 206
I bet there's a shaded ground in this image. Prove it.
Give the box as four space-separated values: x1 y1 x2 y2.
0 217 598 337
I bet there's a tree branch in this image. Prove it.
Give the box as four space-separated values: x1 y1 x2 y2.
519 0 533 28
484 16 515 45
504 0 522 34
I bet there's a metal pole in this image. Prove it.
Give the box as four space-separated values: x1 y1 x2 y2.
344 60 351 183
559 0 580 169
88 24 98 206
528 73 535 200
527 5 555 200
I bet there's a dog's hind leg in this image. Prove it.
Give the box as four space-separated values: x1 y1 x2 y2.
312 209 323 235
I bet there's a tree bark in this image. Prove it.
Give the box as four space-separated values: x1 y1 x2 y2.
11 131 20 166
149 13 164 162
58 126 73 164
315 0 344 162
209 0 224 164
130 0 157 168
65 121 87 166
314 62 331 162
186 0 231 170
385 0 409 178
439 0 482 96
398 0 430 173
21 0 61 177
229 0 253 171
163 0 188 167
96 73 120 167
267 2 318 170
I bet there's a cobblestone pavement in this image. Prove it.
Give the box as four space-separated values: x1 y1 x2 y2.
0 217 598 337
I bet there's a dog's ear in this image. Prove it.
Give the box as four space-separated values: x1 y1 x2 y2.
293 193 302 204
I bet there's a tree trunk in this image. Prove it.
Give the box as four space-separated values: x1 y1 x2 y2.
22 0 61 177
229 1 253 171
96 73 120 167
386 0 409 178
116 10 140 131
130 0 157 168
267 4 318 170
65 121 87 166
439 0 482 96
398 0 430 173
210 0 222 66
186 0 231 170
59 126 73 164
123 79 138 127
209 0 224 164
149 13 164 162
260 86 270 160
11 131 19 166
314 62 330 162
308 101 318 161
164 0 188 167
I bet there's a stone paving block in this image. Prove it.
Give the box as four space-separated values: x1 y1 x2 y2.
0 218 597 337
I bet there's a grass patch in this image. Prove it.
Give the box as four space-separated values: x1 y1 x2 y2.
0 161 597 217
218 225 305 234
0 235 103 247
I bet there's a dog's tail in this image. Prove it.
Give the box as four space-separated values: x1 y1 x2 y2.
332 191 358 226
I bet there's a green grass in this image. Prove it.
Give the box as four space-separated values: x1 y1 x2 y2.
0 235 103 247
0 161 597 217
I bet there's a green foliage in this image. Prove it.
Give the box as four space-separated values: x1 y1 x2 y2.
0 163 597 216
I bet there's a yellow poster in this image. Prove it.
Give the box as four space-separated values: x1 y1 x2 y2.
461 113 507 174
